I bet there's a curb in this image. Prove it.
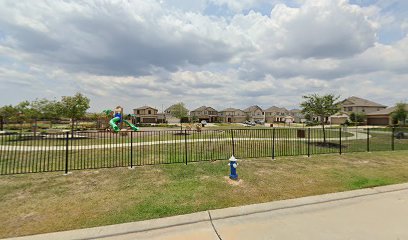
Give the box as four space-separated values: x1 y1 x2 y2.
9 183 408 240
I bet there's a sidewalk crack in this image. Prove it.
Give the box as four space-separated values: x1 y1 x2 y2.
208 211 222 240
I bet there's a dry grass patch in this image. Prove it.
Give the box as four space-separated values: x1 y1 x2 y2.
1 151 408 238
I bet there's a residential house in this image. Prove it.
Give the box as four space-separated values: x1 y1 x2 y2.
264 106 289 123
164 104 190 124
243 105 264 122
218 108 247 123
289 109 305 123
329 112 349 125
190 106 219 123
366 105 408 125
340 96 387 114
133 106 158 123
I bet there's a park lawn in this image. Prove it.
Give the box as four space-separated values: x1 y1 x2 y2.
1 150 408 238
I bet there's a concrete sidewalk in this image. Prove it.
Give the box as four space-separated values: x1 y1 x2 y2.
9 183 408 240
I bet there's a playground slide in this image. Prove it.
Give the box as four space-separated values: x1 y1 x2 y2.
123 120 139 131
109 117 121 132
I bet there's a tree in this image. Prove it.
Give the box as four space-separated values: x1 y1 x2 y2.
58 93 90 133
171 102 189 131
301 94 340 143
392 102 407 126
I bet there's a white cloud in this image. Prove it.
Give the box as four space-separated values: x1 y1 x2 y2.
0 0 407 111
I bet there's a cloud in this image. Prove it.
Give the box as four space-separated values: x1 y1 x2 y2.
0 0 407 112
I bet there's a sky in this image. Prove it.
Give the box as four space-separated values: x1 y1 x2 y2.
0 0 407 112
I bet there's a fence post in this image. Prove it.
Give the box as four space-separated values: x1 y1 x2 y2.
184 129 188 165
130 131 133 168
272 128 275 160
392 127 395 151
339 127 342 155
307 128 311 157
65 131 69 174
367 128 370 152
231 129 235 157
0 116 3 131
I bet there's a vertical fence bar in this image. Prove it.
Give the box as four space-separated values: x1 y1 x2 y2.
339 127 342 155
65 131 69 174
392 127 395 151
231 129 235 157
130 131 133 168
307 128 311 157
272 128 275 160
367 128 370 152
184 129 188 165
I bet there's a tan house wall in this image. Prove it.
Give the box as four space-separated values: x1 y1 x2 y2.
342 106 386 114
330 117 348 125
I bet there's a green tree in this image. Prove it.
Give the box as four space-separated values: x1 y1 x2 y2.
171 102 189 131
58 93 90 133
301 94 340 143
349 112 356 122
392 102 407 126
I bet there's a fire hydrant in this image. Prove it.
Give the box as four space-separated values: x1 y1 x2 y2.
228 155 238 180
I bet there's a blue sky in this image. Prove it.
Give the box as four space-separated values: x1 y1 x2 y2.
0 0 407 112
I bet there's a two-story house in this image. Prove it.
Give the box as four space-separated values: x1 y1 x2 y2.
264 106 289 123
340 96 387 114
218 108 247 123
289 109 305 123
190 106 219 123
164 104 190 124
243 105 264 122
133 106 158 123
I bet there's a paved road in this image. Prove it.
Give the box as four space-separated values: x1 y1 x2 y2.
11 183 408 240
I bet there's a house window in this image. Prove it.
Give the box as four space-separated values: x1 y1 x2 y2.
137 110 140 114
348 107 353 111
148 110 151 114
362 109 365 113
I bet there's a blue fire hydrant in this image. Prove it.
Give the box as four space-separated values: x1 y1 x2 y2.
228 155 238 180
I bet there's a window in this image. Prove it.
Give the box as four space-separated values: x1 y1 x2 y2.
137 110 140 114
348 107 353 111
148 110 151 114
362 109 365 113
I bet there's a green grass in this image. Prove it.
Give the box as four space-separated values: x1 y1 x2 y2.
1 151 408 238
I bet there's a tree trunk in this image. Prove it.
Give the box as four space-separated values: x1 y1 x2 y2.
33 118 37 137
321 116 326 143
71 119 75 136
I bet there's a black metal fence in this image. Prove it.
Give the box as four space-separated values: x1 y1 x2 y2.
0 127 407 175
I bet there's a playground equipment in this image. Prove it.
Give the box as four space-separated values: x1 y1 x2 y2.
103 106 139 133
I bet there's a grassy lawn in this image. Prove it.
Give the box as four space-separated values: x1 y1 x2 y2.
1 151 408 238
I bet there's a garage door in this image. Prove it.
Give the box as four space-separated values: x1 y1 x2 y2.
142 118 157 123
367 117 389 126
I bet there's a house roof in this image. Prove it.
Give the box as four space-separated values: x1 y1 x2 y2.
264 106 288 112
366 105 408 116
289 109 301 113
220 108 243 112
191 106 217 112
134 106 157 111
341 96 387 108
243 105 263 112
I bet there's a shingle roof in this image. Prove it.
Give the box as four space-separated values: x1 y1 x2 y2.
134 106 157 111
192 106 207 112
366 105 408 116
341 96 387 108
221 108 242 112
191 106 218 112
243 105 263 112
264 106 288 112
